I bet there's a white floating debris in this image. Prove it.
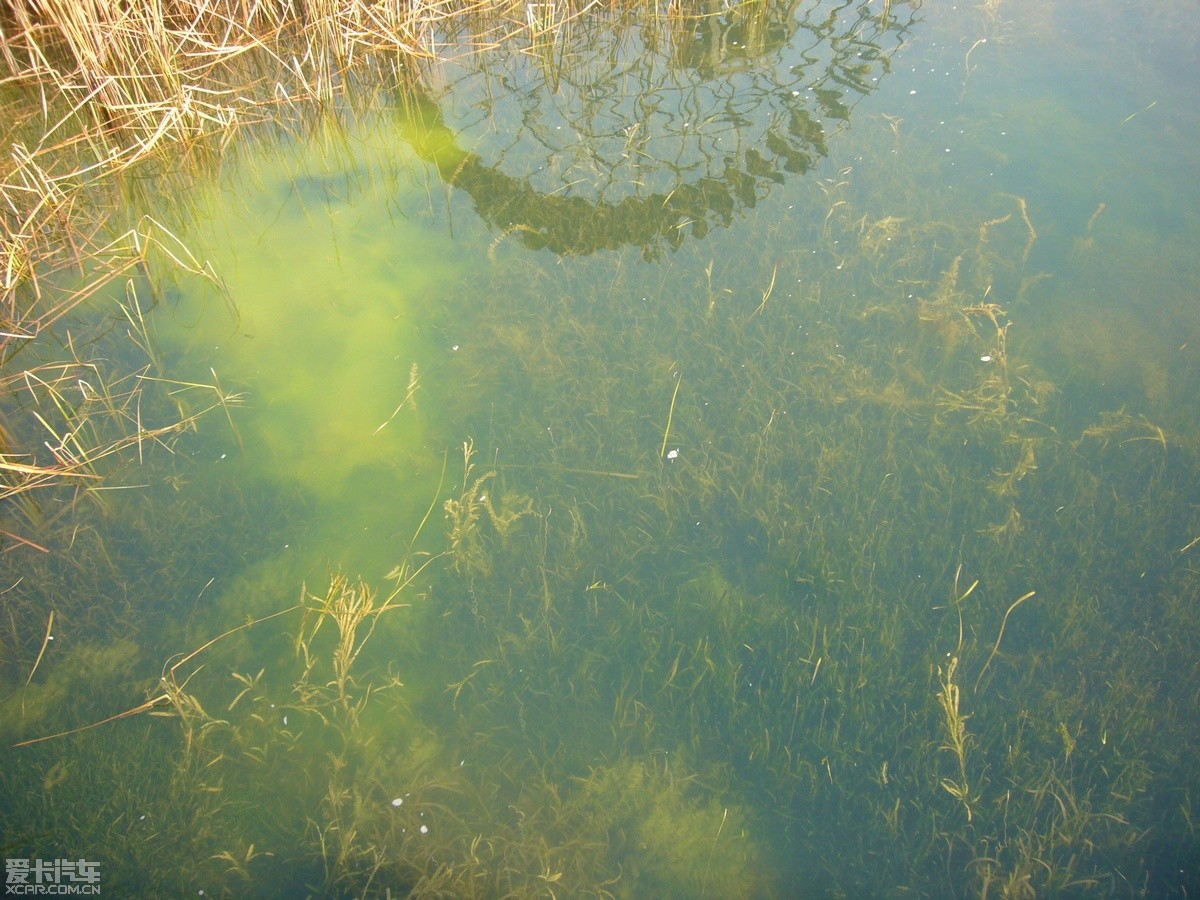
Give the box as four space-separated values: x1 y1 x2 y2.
392 798 404 807
419 824 429 834
980 354 993 362
666 449 679 460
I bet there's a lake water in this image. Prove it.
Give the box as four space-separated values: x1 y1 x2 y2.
3 0 1199 895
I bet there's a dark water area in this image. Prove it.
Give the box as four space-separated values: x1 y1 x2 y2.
3 0 1199 895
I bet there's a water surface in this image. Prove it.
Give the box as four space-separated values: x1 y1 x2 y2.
3 0 1199 895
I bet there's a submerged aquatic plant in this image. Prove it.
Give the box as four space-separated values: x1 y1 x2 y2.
2 0 1199 896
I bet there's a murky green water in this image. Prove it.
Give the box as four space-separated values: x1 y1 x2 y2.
4 0 1200 895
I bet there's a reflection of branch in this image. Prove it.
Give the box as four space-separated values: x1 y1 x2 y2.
412 0 920 255
455 158 753 257
408 94 824 257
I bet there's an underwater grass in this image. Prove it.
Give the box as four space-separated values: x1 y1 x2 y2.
386 100 1200 893
2 0 1199 895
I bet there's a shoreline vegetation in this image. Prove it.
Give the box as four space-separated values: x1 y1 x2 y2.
0 0 564 522
2 0 860 527
2 1 1200 895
